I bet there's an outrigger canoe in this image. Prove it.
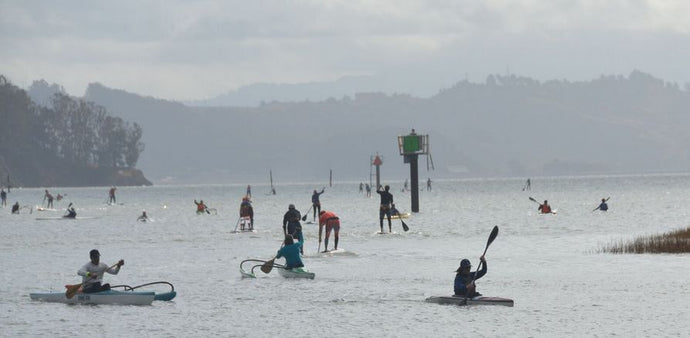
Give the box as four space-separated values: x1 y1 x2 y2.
30 281 176 305
239 259 315 279
425 295 514 307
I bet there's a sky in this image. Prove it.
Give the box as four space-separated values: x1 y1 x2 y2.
2 0 690 101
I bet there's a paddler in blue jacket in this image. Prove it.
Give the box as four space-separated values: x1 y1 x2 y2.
276 234 304 269
454 256 487 298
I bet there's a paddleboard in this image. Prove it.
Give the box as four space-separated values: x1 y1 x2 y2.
35 216 98 220
375 231 400 235
320 248 356 257
35 207 57 212
232 229 257 233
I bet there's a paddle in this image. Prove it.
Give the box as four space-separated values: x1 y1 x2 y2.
592 197 610 212
465 225 499 300
400 218 409 232
65 263 119 299
301 205 312 221
260 257 276 274
232 216 241 232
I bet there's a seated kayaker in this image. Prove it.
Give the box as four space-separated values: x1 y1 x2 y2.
454 256 487 298
390 204 400 217
538 200 552 214
11 202 20 214
137 210 148 222
597 198 609 211
194 199 208 214
64 204 77 218
78 249 124 293
276 234 304 270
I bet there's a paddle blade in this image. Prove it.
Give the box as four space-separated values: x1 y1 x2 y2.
528 197 537 203
260 258 275 274
401 220 409 232
486 225 499 248
65 283 82 299
301 215 307 221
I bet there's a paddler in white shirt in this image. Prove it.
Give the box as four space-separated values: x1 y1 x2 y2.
77 249 124 293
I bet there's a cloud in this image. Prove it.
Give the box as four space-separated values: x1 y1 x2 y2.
1 0 689 100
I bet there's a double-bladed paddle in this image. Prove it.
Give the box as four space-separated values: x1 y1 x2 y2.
465 226 499 301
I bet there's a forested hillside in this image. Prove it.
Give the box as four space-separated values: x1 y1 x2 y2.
0 75 150 187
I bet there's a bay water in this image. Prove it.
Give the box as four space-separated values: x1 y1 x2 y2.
1 174 689 337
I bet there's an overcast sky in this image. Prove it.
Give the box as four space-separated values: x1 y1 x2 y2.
2 1 689 100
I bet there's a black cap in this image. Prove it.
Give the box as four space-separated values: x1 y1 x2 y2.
90 249 100 258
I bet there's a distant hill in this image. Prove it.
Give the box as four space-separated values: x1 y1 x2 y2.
56 70 690 185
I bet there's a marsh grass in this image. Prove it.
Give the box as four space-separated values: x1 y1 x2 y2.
599 226 690 254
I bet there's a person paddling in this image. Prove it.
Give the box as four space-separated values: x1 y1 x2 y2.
538 200 552 214
276 234 305 270
283 204 303 254
376 185 394 233
77 249 124 293
11 201 20 214
137 210 148 222
194 199 209 214
64 203 77 218
594 198 609 212
454 256 487 298
318 210 340 252
311 187 325 222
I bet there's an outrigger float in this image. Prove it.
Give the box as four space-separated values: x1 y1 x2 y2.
30 281 176 305
240 259 315 279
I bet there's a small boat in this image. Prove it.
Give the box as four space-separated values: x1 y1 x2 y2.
277 267 315 279
425 295 513 307
30 281 176 305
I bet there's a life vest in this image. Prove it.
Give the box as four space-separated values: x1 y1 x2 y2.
541 204 552 213
197 204 205 212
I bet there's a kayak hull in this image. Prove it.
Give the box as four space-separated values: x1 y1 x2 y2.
30 290 156 305
425 296 514 307
277 268 315 279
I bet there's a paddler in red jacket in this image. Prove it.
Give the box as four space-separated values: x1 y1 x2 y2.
318 210 340 252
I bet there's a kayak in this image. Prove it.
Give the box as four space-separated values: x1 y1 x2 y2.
391 212 410 219
277 267 315 279
425 296 514 307
30 281 176 305
30 290 156 305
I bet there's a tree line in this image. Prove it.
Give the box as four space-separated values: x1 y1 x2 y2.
0 75 144 186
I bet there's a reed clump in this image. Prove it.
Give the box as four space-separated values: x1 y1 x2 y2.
599 226 690 254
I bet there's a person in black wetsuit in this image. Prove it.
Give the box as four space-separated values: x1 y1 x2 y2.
311 188 325 221
64 203 77 218
454 256 487 298
282 204 303 254
11 201 20 214
376 185 394 233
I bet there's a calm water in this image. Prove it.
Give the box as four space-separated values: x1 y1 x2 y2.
1 175 689 337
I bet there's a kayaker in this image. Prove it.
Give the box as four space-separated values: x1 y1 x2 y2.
11 201 20 214
538 200 552 214
239 197 254 230
78 249 124 293
282 204 303 254
64 203 77 218
311 187 325 222
376 185 394 233
276 234 304 269
596 198 609 211
454 256 487 298
137 210 148 222
318 210 340 252
194 199 208 214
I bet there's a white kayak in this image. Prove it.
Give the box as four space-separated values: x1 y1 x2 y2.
30 290 155 305
425 296 514 307
277 267 315 279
